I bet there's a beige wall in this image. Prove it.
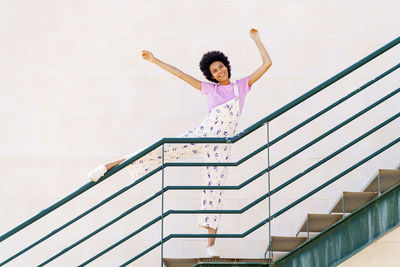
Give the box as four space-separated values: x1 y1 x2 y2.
338 225 400 267
0 0 399 266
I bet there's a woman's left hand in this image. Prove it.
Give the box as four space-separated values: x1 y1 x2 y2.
249 28 260 41
248 27 272 87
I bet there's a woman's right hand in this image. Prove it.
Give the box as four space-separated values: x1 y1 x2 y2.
142 50 156 63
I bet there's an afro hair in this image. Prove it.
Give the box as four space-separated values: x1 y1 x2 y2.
199 51 231 83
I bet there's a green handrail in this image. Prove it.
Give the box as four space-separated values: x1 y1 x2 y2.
6 62 397 265
0 36 399 266
1 36 398 244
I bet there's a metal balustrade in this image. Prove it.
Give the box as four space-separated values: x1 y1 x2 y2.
1 36 399 267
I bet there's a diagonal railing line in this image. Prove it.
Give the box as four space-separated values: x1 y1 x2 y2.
41 111 400 266
3 84 399 266
116 136 400 266
1 36 398 244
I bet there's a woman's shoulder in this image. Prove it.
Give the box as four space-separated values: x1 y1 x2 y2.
201 80 217 95
235 76 252 92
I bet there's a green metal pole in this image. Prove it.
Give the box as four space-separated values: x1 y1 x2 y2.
267 122 273 261
161 144 165 266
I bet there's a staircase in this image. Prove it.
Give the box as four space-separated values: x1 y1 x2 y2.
273 166 400 267
0 37 399 267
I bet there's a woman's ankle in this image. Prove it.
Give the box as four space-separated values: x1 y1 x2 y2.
105 158 126 171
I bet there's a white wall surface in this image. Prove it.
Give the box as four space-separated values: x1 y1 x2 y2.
0 0 399 266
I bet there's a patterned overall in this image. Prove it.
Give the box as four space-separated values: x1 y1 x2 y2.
126 84 241 229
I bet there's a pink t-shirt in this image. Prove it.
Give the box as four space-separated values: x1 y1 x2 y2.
201 76 252 114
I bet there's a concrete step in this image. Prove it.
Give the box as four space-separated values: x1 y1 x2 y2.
362 169 400 193
163 258 272 267
267 236 307 252
330 192 378 213
296 213 344 236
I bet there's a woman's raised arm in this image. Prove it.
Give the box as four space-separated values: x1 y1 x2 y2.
248 29 272 87
142 50 202 91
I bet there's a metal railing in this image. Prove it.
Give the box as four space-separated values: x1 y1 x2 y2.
1 36 399 267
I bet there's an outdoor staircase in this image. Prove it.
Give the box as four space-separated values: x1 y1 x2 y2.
268 165 400 266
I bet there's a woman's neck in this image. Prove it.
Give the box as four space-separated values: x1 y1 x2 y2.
219 80 231 85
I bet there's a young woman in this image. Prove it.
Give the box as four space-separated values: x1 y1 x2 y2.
88 28 272 258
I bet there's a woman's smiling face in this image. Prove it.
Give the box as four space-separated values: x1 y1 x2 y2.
209 61 230 84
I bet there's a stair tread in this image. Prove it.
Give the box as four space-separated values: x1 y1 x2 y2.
267 236 307 252
330 191 378 213
297 213 344 235
163 258 272 267
363 169 400 193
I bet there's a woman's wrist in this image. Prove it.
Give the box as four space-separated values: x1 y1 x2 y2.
152 57 160 64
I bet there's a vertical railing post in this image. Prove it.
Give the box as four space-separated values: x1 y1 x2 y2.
267 122 273 261
378 172 382 195
161 144 165 266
